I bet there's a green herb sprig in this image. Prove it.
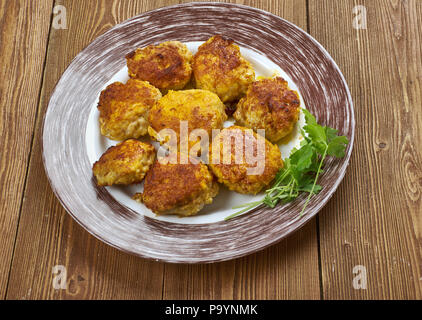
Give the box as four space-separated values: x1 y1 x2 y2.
225 109 349 220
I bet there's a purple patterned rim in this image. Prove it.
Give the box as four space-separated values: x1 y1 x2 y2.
42 2 355 263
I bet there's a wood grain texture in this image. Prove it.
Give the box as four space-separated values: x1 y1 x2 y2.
163 219 320 299
6 0 169 300
308 0 422 299
0 0 53 298
5 0 320 300
4 0 421 300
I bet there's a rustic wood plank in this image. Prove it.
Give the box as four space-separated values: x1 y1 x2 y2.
162 0 321 300
0 0 53 298
309 0 422 299
6 0 320 300
163 221 319 299
6 0 173 300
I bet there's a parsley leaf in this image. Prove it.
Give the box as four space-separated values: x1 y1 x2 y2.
327 136 349 157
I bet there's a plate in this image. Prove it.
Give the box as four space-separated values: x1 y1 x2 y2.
43 2 354 263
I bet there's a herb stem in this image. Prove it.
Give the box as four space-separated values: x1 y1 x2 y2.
231 201 263 209
225 202 262 220
299 148 327 216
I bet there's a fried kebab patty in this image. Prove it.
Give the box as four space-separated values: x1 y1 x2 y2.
148 89 227 149
135 156 219 216
192 35 255 103
97 79 162 141
93 139 155 186
209 125 283 194
126 41 193 92
233 77 300 143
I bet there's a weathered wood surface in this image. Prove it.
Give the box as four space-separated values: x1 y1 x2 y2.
1 0 421 299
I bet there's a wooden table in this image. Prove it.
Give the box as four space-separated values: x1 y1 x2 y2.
1 0 421 300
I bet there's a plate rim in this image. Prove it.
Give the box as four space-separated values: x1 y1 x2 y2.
42 1 355 263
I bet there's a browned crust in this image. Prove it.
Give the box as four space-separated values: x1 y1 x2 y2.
93 139 154 165
126 42 192 91
249 77 300 113
141 159 213 213
192 35 254 102
97 79 160 121
148 89 227 145
195 35 241 72
92 139 155 186
234 77 300 141
209 126 283 194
